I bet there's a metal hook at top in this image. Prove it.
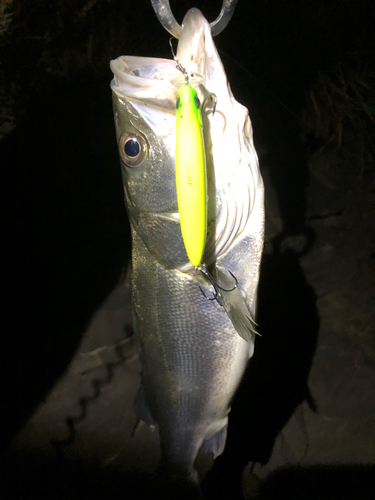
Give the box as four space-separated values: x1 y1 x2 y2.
150 0 238 38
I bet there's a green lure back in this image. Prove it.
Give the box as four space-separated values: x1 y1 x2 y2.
175 85 207 268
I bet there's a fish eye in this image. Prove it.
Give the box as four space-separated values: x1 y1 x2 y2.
119 132 147 167
194 94 200 109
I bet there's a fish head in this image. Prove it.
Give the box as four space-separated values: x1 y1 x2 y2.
110 8 263 272
111 56 178 214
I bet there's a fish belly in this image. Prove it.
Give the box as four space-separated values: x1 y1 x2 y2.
131 228 252 476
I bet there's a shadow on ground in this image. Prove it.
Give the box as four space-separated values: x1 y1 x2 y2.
201 62 320 497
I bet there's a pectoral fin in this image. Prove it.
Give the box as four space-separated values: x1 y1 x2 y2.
215 267 260 343
201 424 228 459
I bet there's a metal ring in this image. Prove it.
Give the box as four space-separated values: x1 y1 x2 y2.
150 0 238 38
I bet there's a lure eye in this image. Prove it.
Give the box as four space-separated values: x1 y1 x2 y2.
119 132 147 167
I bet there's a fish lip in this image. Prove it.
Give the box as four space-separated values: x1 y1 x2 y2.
110 56 178 107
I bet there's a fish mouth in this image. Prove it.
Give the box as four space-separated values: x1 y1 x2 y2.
110 9 215 115
110 9 217 101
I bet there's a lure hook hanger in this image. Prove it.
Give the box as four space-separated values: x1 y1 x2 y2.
169 36 217 115
197 264 238 301
151 0 238 38
169 37 189 85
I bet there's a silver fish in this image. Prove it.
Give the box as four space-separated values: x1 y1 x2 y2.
110 7 264 486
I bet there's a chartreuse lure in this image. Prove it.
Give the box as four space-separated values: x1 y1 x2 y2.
175 84 206 267
172 54 238 308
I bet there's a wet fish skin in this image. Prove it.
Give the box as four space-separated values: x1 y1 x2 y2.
110 8 264 484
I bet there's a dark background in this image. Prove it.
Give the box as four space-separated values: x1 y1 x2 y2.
1 1 374 498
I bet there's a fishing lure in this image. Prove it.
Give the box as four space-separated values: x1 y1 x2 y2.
171 41 239 302
175 81 206 267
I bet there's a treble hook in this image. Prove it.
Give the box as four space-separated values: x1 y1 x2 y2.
197 264 238 301
202 92 217 116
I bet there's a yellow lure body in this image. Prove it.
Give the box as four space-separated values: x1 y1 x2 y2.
175 85 207 267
